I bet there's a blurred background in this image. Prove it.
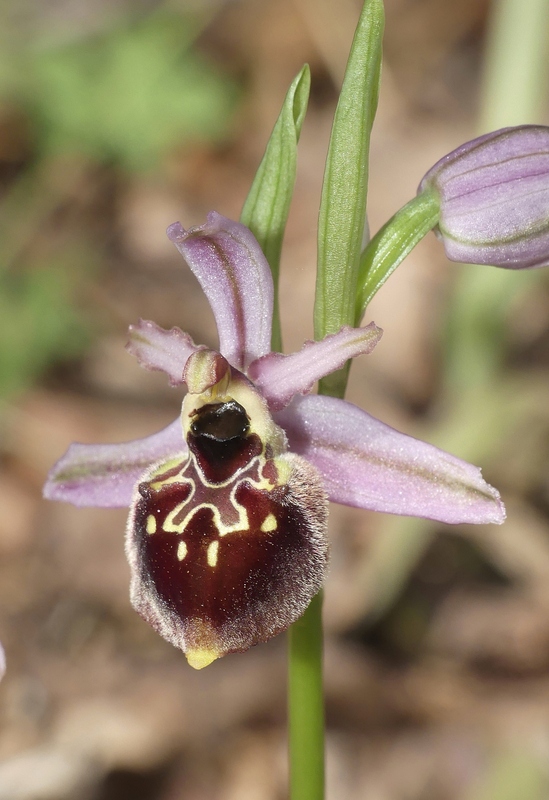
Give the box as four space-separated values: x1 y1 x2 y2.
2 0 549 797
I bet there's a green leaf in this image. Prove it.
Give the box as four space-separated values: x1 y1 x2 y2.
314 0 384 349
355 188 440 321
240 64 311 351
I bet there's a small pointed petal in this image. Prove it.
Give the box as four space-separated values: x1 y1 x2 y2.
43 419 185 508
277 395 505 525
248 323 382 410
126 319 201 386
167 212 274 370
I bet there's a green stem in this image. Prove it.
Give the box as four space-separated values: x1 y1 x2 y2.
288 375 348 800
355 188 439 321
289 1 384 794
288 591 325 800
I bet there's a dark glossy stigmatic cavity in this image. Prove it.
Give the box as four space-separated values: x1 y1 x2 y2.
190 400 249 441
188 401 261 483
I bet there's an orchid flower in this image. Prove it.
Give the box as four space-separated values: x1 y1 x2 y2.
44 212 504 669
357 126 549 315
419 126 549 269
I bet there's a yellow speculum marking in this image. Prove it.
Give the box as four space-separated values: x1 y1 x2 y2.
207 540 219 567
147 446 288 543
151 473 193 492
260 513 277 533
161 498 249 538
158 453 279 538
177 541 187 561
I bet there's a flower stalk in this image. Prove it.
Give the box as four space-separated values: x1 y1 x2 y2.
288 591 325 800
291 1 385 793
355 188 440 320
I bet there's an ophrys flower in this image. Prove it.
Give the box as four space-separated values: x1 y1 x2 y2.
419 126 549 269
44 213 504 668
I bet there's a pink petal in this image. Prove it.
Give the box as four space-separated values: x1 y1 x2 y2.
277 395 505 525
248 323 382 410
167 212 273 370
126 319 202 386
43 419 184 508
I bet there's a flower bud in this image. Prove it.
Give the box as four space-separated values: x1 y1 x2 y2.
419 126 549 269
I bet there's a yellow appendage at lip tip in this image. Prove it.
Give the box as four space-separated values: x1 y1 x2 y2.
186 648 220 670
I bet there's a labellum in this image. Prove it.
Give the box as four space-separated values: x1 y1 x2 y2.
125 350 329 669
